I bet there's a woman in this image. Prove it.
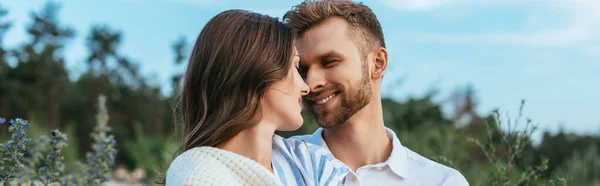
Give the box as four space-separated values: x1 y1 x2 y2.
164 9 348 185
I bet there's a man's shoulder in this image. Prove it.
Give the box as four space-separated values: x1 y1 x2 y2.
288 134 312 141
288 128 325 147
273 134 329 157
403 146 469 185
273 135 350 185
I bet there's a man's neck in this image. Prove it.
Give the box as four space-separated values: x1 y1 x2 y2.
217 123 275 172
322 99 392 172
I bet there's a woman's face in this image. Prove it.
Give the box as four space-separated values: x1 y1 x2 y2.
262 47 310 131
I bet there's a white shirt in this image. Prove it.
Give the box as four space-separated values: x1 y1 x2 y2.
292 128 470 186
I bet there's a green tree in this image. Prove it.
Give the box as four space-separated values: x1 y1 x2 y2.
0 4 14 126
72 24 168 167
534 130 600 178
9 2 74 129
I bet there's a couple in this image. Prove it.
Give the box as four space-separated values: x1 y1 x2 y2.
165 0 469 185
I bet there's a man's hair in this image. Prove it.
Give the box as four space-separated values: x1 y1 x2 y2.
284 0 385 57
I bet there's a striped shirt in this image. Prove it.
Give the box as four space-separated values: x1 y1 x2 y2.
271 135 349 186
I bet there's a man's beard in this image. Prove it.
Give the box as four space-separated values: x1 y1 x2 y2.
307 62 372 129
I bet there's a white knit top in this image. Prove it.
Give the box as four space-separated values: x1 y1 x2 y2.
166 146 283 186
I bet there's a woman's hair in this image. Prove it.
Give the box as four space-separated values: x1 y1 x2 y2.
156 9 296 184
179 9 295 150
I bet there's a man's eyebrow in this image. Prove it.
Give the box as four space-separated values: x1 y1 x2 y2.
317 50 342 61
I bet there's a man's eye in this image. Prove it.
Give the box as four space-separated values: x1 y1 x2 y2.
324 60 339 67
298 67 308 76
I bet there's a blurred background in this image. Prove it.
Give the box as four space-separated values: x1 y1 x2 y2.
0 0 598 185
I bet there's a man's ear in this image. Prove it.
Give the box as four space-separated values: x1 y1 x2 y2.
372 47 388 79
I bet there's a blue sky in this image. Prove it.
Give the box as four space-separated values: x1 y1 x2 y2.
2 0 599 141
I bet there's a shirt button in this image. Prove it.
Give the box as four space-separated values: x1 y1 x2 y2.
376 167 383 171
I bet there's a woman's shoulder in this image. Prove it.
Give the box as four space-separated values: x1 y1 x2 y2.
165 147 232 185
168 147 224 168
166 146 283 186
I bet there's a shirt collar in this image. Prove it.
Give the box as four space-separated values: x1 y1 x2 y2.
384 127 411 179
307 127 410 179
306 127 327 148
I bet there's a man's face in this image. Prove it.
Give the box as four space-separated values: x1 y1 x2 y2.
297 17 372 128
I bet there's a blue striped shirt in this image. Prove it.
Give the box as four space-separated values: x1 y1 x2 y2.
271 135 349 186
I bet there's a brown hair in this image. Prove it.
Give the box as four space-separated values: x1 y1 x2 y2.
156 9 296 184
180 9 295 149
283 0 385 57
180 10 294 152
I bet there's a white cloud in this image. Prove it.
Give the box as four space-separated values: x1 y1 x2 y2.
380 0 454 11
401 28 596 47
538 0 600 45
392 0 600 49
378 0 531 11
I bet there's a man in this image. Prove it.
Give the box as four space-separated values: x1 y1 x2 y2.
284 0 469 185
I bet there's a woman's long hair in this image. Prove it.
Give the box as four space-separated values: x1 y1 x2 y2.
179 9 295 151
156 9 296 185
